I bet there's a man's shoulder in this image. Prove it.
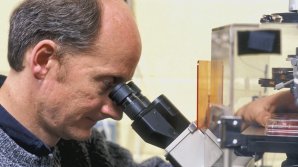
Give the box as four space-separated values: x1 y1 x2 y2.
0 127 54 166
55 128 138 167
54 128 115 166
0 75 7 88
56 128 109 155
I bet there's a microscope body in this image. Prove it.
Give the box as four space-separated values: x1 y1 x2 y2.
109 82 254 167
131 94 189 149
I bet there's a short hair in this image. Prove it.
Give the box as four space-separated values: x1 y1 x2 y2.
8 0 102 72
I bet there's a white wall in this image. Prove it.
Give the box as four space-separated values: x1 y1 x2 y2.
0 0 22 75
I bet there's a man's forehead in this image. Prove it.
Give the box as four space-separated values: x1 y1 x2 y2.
83 0 141 83
99 0 138 38
93 0 141 67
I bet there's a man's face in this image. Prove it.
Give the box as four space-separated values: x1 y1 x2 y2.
37 0 142 141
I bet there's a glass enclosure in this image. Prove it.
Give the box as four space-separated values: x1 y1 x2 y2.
212 23 298 112
197 23 298 129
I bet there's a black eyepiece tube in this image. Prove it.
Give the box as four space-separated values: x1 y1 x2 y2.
108 82 132 105
127 81 151 107
109 82 146 120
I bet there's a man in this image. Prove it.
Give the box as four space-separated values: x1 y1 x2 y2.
0 0 172 166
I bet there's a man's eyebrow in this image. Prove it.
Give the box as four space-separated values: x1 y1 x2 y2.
114 76 132 84
97 76 131 86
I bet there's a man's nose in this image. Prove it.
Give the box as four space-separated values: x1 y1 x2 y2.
101 99 123 120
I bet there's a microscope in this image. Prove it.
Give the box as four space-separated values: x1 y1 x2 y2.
109 82 253 167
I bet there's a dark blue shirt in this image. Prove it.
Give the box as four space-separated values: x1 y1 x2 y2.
0 75 51 156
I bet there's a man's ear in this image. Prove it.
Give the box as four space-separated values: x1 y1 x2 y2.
30 40 58 80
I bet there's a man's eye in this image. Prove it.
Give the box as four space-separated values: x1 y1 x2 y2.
103 81 116 88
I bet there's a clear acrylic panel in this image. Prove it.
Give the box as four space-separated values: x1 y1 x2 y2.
211 24 298 114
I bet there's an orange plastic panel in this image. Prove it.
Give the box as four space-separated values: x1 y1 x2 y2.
197 60 223 129
197 61 211 129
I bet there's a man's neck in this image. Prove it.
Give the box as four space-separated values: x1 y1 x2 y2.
0 70 60 148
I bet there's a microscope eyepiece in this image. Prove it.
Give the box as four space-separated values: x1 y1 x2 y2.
108 82 146 120
127 81 151 106
108 82 132 105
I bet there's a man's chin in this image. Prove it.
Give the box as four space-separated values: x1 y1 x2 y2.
62 129 92 141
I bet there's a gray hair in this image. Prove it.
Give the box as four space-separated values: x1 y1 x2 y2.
8 0 102 72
